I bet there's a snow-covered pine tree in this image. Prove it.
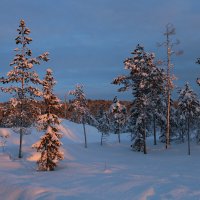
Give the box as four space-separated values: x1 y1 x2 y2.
109 96 126 143
147 66 166 145
112 44 162 154
32 69 63 171
0 19 49 158
69 84 90 148
177 83 200 155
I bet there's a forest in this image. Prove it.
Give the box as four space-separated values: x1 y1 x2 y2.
0 19 200 173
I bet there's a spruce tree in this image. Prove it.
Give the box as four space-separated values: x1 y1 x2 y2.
109 96 126 143
177 83 200 155
97 110 110 146
32 69 64 171
1 19 49 158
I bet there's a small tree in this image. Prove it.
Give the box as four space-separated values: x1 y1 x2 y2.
97 110 110 146
69 84 90 148
32 69 63 171
177 83 200 155
1 19 49 158
109 96 126 143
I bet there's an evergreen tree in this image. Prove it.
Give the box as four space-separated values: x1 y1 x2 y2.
0 19 49 158
109 96 126 143
177 83 200 155
69 84 90 148
32 69 64 171
113 44 164 154
97 110 110 146
147 66 166 145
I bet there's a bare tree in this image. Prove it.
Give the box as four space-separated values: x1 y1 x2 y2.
158 23 182 149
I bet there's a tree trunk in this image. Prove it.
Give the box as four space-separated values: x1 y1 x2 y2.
153 115 157 145
117 123 121 143
187 117 190 155
18 128 23 158
83 122 87 148
143 121 147 154
166 29 171 149
101 133 103 146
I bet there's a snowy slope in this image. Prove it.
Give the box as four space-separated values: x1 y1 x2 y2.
0 120 200 200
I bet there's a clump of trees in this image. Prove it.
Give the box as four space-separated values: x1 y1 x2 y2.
112 44 166 154
1 19 63 171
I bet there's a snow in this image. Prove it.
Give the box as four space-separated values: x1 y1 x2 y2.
1 120 200 199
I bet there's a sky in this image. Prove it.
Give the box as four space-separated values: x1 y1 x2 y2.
0 0 200 101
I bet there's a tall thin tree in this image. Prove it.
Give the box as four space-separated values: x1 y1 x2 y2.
158 23 182 149
1 19 49 158
69 84 90 148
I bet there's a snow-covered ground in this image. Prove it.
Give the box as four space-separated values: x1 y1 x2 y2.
0 120 200 200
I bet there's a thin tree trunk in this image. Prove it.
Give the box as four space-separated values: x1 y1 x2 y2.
153 115 157 145
18 27 25 158
143 121 147 154
187 117 190 155
83 122 87 148
18 128 23 158
117 123 121 143
101 133 103 146
166 89 170 149
166 28 171 149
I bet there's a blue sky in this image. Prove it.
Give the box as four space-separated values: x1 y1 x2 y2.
0 0 200 101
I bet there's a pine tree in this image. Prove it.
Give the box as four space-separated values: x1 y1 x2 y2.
0 19 49 158
97 110 110 146
69 84 90 148
177 83 200 155
147 66 166 145
112 44 164 154
32 69 64 171
109 96 126 143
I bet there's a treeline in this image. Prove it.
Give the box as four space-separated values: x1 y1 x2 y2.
0 99 131 126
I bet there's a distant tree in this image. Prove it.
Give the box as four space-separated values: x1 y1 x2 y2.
69 84 90 148
0 19 49 158
177 83 200 155
97 109 110 146
109 96 126 143
113 44 162 154
32 69 64 171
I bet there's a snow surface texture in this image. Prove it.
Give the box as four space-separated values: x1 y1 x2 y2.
0 120 200 200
